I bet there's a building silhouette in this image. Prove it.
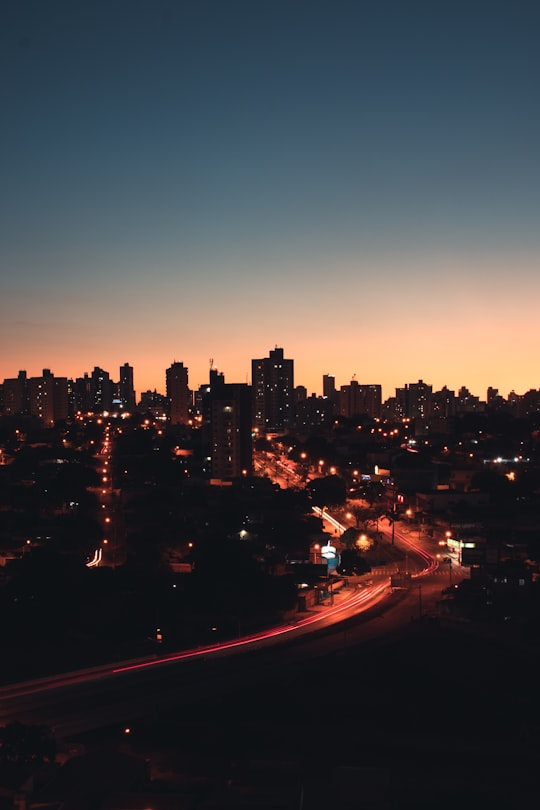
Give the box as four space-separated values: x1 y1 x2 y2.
166 361 191 425
251 346 294 432
339 380 382 419
72 373 92 414
209 379 253 481
396 379 432 420
27 369 68 426
431 386 456 418
1 370 28 415
90 367 113 413
119 363 136 412
295 394 334 431
322 373 339 414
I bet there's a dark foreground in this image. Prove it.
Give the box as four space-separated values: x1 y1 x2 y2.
55 618 540 809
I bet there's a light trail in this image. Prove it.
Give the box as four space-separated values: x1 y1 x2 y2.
112 580 389 674
0 581 389 700
313 505 438 576
393 528 438 576
312 505 346 534
85 548 102 567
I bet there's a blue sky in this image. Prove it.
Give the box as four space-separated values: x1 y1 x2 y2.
1 0 539 399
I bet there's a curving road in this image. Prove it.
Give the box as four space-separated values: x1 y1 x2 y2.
0 506 464 738
0 578 392 734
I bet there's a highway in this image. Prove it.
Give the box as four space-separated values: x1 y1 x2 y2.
0 575 395 733
0 527 457 739
0 448 467 738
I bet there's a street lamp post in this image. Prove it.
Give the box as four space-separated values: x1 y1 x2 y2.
388 482 398 545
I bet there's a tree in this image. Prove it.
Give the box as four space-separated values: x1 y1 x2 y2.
359 480 386 506
340 527 373 553
338 548 371 576
341 527 361 549
307 475 346 507
351 504 385 535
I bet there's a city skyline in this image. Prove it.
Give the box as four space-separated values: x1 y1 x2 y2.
2 1 539 399
1 352 536 404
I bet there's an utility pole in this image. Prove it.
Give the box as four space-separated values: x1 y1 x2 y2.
389 481 397 545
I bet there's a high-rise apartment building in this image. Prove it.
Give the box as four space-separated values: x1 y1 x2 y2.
431 386 456 418
166 361 191 425
322 373 339 415
198 367 252 479
456 386 483 414
1 370 28 415
27 369 68 426
73 373 92 414
251 346 294 432
52 375 69 423
209 381 253 480
322 374 335 399
339 380 382 419
90 367 113 412
138 389 168 418
295 394 334 431
119 363 136 412
396 380 432 420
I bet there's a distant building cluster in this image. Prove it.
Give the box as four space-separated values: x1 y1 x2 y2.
2 348 540 483
2 348 540 430
0 363 137 427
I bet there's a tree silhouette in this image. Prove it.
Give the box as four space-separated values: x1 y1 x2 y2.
307 475 346 507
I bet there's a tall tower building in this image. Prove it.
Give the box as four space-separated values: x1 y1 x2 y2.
73 373 92 414
322 373 339 415
119 363 136 412
323 374 336 399
251 346 294 432
209 380 253 480
166 361 190 425
52 375 69 423
91 367 112 412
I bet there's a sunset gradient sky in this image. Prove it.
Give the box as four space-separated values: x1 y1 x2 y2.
2 0 539 401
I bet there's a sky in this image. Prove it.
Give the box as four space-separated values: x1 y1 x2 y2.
1 0 539 401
